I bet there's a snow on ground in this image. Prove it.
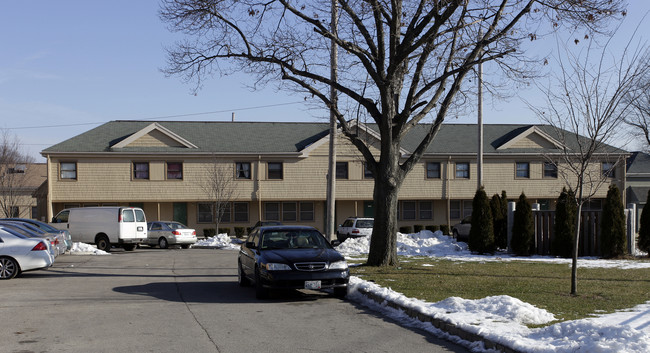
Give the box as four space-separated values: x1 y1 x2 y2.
192 233 242 250
338 230 650 352
68 242 111 255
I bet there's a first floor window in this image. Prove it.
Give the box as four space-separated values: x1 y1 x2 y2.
233 202 249 222
455 162 469 179
282 202 297 221
264 202 280 220
60 162 77 180
300 202 314 221
219 202 232 223
401 201 417 220
426 162 441 179
462 200 473 219
198 203 213 223
450 200 461 219
9 207 19 218
419 201 433 220
167 162 183 179
133 162 149 179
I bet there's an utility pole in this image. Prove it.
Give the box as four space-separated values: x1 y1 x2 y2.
477 32 484 190
325 0 338 240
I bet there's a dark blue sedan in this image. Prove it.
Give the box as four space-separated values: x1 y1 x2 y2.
238 225 349 299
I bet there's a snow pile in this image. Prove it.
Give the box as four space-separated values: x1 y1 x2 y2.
336 230 467 257
193 234 241 250
69 242 111 255
348 276 650 353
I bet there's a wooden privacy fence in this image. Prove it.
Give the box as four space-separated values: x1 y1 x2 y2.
531 210 602 256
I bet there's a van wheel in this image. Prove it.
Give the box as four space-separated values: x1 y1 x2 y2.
158 237 169 249
96 236 111 252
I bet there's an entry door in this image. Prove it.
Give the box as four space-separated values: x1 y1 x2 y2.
364 201 375 218
173 202 188 226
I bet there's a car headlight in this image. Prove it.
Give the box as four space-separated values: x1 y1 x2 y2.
264 263 292 271
329 261 348 270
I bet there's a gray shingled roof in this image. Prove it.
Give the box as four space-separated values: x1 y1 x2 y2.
41 120 626 155
627 152 650 174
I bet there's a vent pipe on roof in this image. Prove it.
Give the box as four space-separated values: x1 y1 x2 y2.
232 112 235 122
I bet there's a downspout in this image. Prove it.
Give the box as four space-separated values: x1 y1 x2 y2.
446 156 451 230
257 155 262 222
46 155 53 222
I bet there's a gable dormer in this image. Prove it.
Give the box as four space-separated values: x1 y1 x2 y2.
497 126 562 150
111 122 198 149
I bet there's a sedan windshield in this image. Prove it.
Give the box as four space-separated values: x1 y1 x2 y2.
260 230 329 250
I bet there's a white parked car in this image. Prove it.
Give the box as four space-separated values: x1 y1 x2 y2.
146 221 197 249
336 217 374 243
0 227 54 279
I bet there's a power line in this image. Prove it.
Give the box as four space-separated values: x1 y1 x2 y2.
5 101 306 130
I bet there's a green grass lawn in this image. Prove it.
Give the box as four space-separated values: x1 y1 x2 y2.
349 257 650 324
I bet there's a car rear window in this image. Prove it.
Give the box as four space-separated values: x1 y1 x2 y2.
356 220 373 228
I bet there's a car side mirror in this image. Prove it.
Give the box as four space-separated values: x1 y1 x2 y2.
245 241 257 249
331 240 341 247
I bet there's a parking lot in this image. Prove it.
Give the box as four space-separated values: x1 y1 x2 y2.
0 248 466 353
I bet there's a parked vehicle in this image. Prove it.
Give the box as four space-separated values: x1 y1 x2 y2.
336 217 374 243
247 221 282 234
0 227 54 279
0 221 59 258
146 221 197 249
1 219 67 256
452 216 472 242
51 207 147 252
3 218 73 251
238 225 349 299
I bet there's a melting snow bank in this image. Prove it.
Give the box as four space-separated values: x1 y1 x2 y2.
348 276 650 353
336 230 650 270
192 234 242 250
69 242 111 255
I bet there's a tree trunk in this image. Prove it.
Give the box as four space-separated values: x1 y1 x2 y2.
571 182 585 295
366 142 402 266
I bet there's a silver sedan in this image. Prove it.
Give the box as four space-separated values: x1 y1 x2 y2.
146 221 197 249
0 228 54 279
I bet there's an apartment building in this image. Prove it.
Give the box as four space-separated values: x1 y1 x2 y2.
40 121 627 235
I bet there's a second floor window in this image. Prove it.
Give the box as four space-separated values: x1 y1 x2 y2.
427 162 441 179
543 162 557 178
516 162 530 178
133 162 149 179
336 162 349 179
236 162 251 179
167 162 183 180
268 162 283 180
60 162 77 180
602 162 616 178
455 162 469 179
364 162 374 179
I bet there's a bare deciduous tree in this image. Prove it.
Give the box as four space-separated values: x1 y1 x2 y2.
623 76 650 151
0 130 36 218
529 34 650 295
201 157 238 235
160 0 624 266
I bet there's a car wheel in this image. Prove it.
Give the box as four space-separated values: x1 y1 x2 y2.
0 257 19 280
96 236 111 252
452 229 459 239
336 232 347 243
123 244 136 251
238 262 250 287
255 269 269 299
158 237 169 249
333 287 347 299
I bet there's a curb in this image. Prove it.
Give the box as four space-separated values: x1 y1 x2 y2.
357 288 523 353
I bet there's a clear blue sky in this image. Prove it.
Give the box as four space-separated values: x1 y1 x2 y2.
1 1 648 161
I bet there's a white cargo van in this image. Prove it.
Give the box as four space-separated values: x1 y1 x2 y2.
51 207 147 252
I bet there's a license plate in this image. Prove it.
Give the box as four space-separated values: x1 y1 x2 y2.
304 280 321 290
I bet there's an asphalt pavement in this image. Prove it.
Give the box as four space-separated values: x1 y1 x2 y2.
0 248 469 353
